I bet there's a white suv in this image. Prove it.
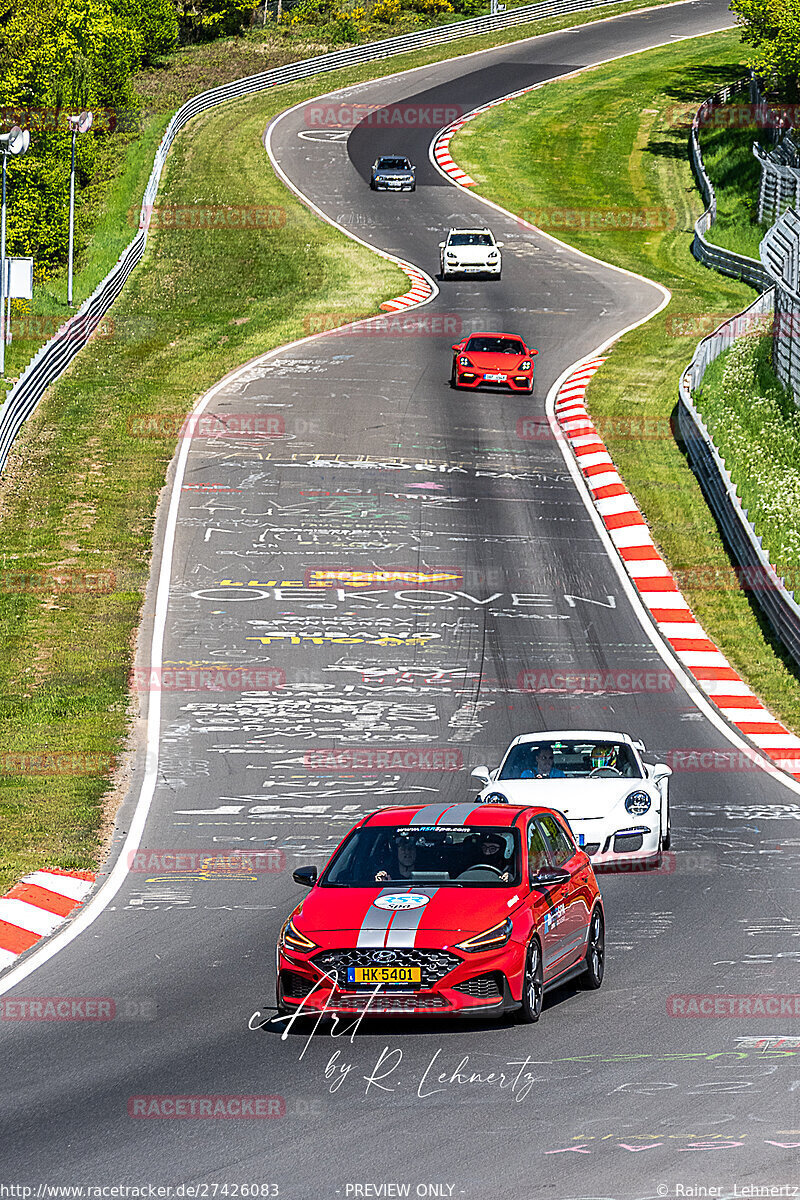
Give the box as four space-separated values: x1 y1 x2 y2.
439 228 503 279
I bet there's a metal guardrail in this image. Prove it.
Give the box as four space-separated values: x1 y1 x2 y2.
677 289 800 673
689 79 774 291
755 136 800 224
760 207 800 404
0 0 633 473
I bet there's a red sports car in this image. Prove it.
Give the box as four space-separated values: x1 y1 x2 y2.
450 332 537 393
276 800 604 1021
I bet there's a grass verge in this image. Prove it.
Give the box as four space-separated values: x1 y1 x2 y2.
452 28 800 732
697 91 768 259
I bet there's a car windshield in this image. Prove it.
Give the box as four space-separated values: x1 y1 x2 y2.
320 824 521 887
378 158 411 170
465 337 525 355
498 739 642 780
449 233 493 246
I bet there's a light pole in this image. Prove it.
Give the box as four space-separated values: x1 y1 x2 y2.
0 125 31 378
67 111 92 308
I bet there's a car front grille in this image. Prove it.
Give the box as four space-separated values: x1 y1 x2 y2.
312 948 461 990
613 832 644 853
282 971 316 999
453 974 502 1000
331 993 451 1011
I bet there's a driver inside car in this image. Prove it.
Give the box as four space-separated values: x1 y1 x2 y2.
468 833 512 882
375 835 418 882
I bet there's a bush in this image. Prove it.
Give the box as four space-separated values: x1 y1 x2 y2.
110 0 178 64
371 0 401 21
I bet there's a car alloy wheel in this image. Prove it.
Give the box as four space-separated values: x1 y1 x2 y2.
582 907 605 990
518 937 543 1023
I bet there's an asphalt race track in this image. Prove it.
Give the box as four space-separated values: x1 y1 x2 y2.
3 2 799 1195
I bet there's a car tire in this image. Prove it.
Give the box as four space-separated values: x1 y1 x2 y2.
410 184 416 192
450 365 458 389
517 936 544 1023
581 906 605 990
275 980 291 1018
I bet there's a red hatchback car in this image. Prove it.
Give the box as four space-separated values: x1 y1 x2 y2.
451 332 537 393
276 800 604 1022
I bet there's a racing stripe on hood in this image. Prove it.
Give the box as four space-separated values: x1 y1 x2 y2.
356 888 403 948
355 887 440 948
384 888 439 948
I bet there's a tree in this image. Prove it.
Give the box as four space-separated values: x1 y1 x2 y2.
730 0 800 98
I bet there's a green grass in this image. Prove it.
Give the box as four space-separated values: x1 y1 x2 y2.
0 0 694 893
453 29 800 732
696 332 800 584
697 91 768 260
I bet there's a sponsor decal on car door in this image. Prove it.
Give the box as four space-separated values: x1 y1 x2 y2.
535 815 589 972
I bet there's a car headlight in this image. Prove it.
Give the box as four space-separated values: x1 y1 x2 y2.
280 917 317 953
625 790 652 816
482 790 509 804
455 917 513 953
458 356 472 367
520 360 531 371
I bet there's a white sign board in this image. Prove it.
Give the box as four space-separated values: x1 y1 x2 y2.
3 258 34 299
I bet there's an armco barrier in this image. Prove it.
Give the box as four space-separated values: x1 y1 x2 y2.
760 207 800 404
690 79 774 291
0 0 631 474
677 288 800 673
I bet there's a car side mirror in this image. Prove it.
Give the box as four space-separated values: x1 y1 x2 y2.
532 867 570 888
495 241 505 248
652 763 672 782
452 343 463 352
438 242 445 248
471 765 491 786
292 865 317 887
531 349 538 355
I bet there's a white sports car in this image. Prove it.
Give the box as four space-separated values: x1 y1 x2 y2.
438 228 503 278
471 730 672 869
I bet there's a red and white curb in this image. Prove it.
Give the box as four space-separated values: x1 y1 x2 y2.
431 84 545 189
380 262 435 312
0 869 95 970
555 360 800 780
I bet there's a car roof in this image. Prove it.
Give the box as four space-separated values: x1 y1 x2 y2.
506 729 636 747
362 803 549 828
447 227 492 234
376 155 410 161
465 331 525 340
